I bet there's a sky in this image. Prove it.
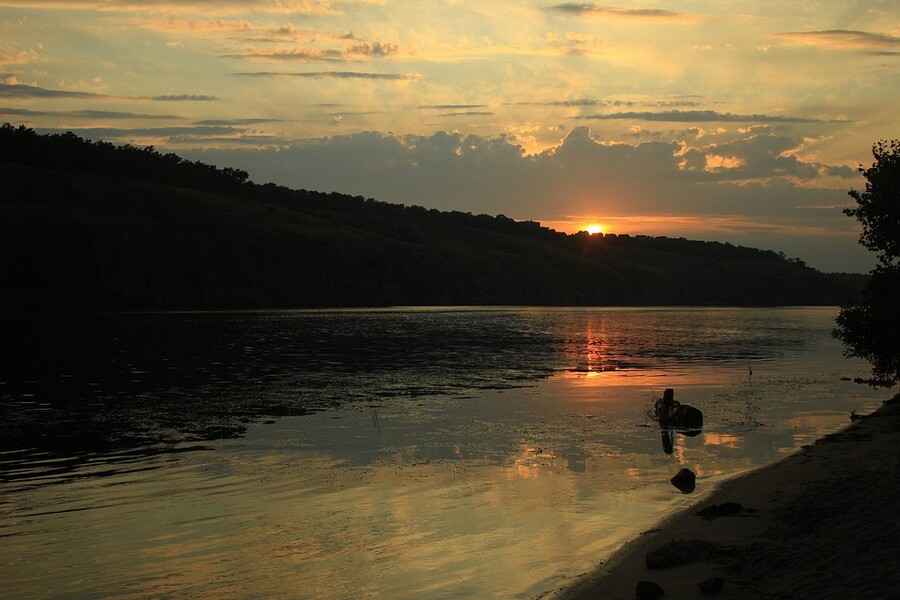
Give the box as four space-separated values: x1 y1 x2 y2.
1 1 898 273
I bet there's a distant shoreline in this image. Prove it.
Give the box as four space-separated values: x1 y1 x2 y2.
555 391 900 599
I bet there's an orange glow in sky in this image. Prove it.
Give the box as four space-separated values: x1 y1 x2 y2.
586 224 603 235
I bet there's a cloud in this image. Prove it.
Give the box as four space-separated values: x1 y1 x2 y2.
102 16 374 62
508 98 602 107
183 126 854 214
35 125 246 140
576 110 842 123
224 40 399 62
0 83 217 101
418 104 489 110
546 3 687 20
106 16 257 34
152 94 217 101
510 99 705 109
0 1 340 15
547 99 604 106
0 107 181 119
0 46 43 65
165 134 279 145
776 29 900 50
674 133 852 181
0 83 113 100
347 42 399 57
224 48 346 62
435 111 494 117
193 118 287 126
235 71 421 80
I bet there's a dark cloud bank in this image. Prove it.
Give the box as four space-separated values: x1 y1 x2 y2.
179 127 870 272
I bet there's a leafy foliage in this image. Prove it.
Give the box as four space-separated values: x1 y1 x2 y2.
835 265 900 386
835 140 900 386
844 140 900 266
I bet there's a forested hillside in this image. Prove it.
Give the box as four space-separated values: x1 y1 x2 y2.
0 124 865 308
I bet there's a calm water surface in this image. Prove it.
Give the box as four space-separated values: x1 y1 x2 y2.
0 307 888 598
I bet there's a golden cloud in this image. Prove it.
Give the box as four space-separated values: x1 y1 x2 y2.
0 47 44 65
775 29 900 50
0 1 339 15
546 3 695 22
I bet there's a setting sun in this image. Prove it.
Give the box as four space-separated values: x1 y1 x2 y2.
586 224 603 235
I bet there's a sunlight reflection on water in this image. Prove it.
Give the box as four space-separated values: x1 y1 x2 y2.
0 307 890 598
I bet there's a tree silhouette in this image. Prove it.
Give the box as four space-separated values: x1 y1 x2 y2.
0 123 249 193
834 140 900 386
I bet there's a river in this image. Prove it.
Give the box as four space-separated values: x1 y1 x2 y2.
0 307 886 598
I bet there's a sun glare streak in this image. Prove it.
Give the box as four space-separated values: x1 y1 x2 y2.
586 224 603 235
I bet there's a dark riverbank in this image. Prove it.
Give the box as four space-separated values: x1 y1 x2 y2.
556 392 900 599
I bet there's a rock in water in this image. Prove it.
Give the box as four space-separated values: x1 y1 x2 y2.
670 468 696 493
671 403 703 429
696 502 744 520
645 539 712 569
636 580 665 599
698 576 726 593
655 388 703 429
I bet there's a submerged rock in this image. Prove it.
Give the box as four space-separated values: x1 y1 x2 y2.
696 502 745 520
698 576 726 593
636 580 665 599
645 539 712 569
670 468 696 494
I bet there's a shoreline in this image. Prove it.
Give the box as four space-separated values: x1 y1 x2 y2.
553 391 900 600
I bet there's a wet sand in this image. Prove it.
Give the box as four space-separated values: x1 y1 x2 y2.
555 392 900 600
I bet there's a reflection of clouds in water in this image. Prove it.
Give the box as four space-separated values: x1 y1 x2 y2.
703 431 741 449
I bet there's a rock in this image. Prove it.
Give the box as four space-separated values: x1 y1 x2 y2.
696 502 744 520
698 576 726 593
655 388 703 430
670 468 696 493
669 403 703 429
645 539 712 569
636 580 665 599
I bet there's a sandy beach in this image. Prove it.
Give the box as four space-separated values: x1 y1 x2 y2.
555 391 900 600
